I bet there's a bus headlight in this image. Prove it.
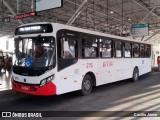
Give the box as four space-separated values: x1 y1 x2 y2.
40 74 54 87
40 79 46 87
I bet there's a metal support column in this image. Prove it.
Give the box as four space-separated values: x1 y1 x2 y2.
140 7 156 23
17 0 19 14
31 0 34 12
121 0 124 36
133 0 160 19
87 12 96 30
144 30 160 41
67 0 87 25
66 0 130 26
1 0 23 25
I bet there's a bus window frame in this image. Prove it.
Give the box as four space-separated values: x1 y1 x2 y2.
99 37 113 58
124 41 132 58
132 42 140 58
140 44 145 58
114 39 123 58
81 34 99 59
57 29 79 71
60 37 78 59
145 44 151 58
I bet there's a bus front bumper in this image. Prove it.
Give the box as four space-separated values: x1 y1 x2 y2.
12 81 56 96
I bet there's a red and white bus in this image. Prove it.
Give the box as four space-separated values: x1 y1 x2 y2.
11 22 151 96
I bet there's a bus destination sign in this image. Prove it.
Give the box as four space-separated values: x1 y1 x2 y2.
15 24 53 35
14 12 37 20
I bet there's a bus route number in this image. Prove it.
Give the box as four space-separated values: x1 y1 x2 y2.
103 61 113 67
86 63 93 68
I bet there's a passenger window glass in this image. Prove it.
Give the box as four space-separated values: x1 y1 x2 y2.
61 38 77 59
115 41 122 58
100 38 112 58
124 42 131 57
82 37 98 58
145 45 151 58
133 43 140 57
140 44 145 57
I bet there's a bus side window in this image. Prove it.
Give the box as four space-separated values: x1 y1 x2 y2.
115 40 122 58
140 44 145 57
124 42 131 58
82 37 98 58
145 45 151 58
61 37 77 59
100 38 112 58
133 43 140 58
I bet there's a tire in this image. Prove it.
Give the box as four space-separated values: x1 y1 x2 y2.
132 68 139 82
81 75 93 96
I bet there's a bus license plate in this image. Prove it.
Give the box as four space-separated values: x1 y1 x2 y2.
21 86 29 91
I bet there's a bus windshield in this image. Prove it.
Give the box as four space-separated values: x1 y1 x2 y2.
13 36 55 68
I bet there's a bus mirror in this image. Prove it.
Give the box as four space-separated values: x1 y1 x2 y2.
63 40 69 52
18 36 22 41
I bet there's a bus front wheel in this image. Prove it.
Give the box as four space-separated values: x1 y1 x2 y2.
132 68 139 82
81 75 93 96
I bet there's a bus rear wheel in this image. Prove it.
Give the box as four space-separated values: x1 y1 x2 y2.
81 75 93 96
132 68 139 82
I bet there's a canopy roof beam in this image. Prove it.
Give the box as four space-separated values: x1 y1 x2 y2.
67 0 87 25
1 0 24 25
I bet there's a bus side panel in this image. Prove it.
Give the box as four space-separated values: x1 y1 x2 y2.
77 59 101 87
55 57 151 95
55 68 75 94
56 59 101 94
138 58 151 76
111 59 132 83
55 59 96 95
99 59 133 85
100 59 116 85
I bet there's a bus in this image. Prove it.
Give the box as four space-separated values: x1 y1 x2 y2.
11 22 151 96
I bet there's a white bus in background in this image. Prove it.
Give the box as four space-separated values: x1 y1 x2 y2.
11 22 151 96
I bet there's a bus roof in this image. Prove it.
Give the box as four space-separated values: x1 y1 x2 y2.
16 22 150 44
52 23 150 44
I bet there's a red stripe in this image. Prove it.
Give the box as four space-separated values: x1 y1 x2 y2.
12 81 56 96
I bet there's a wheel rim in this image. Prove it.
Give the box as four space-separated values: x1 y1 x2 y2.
83 79 91 91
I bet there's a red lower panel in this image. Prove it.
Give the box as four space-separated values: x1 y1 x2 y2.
12 81 56 96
